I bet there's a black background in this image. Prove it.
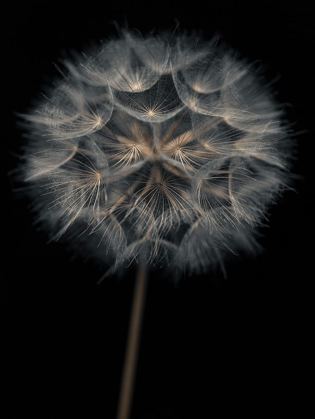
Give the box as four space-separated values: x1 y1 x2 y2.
3 1 314 418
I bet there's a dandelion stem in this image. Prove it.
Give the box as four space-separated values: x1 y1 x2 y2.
116 257 147 419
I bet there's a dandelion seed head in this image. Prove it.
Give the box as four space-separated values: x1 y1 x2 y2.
19 29 294 277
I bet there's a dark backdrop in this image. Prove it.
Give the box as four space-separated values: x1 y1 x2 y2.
3 2 314 418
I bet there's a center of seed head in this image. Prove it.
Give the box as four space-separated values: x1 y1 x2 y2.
131 83 142 91
95 116 103 127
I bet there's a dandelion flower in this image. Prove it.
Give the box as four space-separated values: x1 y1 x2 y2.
19 29 293 277
17 28 295 419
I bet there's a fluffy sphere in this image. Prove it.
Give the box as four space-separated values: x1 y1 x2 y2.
20 30 293 276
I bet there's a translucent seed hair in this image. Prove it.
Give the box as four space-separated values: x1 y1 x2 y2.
18 29 294 278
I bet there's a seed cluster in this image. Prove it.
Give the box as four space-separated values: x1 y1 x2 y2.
22 30 292 276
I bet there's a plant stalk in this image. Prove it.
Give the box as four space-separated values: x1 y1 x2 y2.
116 258 147 419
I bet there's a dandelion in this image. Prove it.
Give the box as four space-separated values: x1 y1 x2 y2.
17 28 294 419
19 30 293 275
